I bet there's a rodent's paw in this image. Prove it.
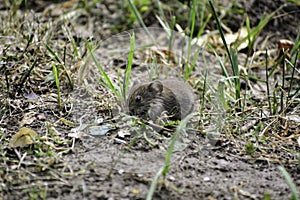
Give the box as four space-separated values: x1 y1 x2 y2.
148 103 166 122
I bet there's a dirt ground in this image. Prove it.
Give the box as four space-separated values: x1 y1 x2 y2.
0 0 299 200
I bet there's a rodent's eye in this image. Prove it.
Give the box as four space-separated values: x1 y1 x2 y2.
135 95 142 103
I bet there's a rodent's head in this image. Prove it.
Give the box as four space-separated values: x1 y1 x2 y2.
127 81 164 119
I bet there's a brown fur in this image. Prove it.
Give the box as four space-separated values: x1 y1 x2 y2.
127 79 194 122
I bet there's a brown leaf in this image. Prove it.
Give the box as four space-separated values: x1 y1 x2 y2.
10 127 38 148
19 112 36 127
60 118 74 127
277 39 294 50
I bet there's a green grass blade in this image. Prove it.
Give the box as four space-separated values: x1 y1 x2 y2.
85 39 116 95
147 113 197 200
280 57 286 113
208 0 235 74
230 48 241 108
155 0 169 30
209 0 242 108
278 166 299 200
211 48 233 87
196 1 211 38
45 43 73 88
123 33 135 101
163 113 197 177
287 52 298 98
52 64 62 111
268 53 285 77
242 14 252 69
18 59 37 90
265 50 272 115
62 25 79 58
127 0 155 42
290 29 300 58
184 0 197 80
45 43 63 64
146 167 164 200
238 5 285 52
217 80 230 111
200 69 208 112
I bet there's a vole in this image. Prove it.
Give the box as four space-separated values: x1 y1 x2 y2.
127 79 194 123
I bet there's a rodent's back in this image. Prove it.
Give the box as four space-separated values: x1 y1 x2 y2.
160 80 194 118
127 79 194 121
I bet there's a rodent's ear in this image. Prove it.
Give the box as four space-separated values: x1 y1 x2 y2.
148 81 163 94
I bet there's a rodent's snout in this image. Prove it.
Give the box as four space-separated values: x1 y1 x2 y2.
129 106 148 119
128 95 147 118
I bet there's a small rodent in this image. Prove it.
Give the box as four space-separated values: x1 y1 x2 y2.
127 79 194 122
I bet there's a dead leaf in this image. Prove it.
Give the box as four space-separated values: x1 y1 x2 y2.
60 118 74 127
89 124 111 136
10 127 38 148
286 115 300 123
221 27 250 51
196 27 251 51
277 39 294 50
19 112 36 127
117 129 131 138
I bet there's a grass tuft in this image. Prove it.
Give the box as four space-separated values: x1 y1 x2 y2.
122 33 135 102
85 39 117 95
208 0 241 108
85 32 135 107
45 43 73 88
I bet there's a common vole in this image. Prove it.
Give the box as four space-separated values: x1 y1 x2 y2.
127 79 194 122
